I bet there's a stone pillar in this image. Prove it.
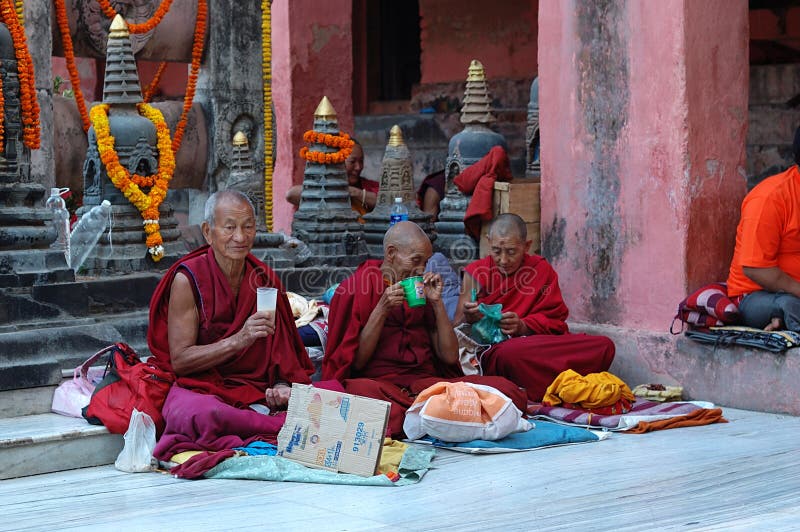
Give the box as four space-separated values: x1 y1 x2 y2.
538 0 748 331
26 0 54 189
272 0 354 232
195 0 265 197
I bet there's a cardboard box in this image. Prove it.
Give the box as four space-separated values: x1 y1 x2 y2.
276 384 391 477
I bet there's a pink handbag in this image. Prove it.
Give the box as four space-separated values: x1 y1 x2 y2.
51 347 110 418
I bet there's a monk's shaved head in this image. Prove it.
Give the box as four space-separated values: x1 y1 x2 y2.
488 213 527 241
383 221 430 252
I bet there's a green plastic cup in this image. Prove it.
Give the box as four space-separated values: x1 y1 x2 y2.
400 276 426 307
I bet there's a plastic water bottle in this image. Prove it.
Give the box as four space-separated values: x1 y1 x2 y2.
45 187 70 263
390 197 409 226
69 200 111 270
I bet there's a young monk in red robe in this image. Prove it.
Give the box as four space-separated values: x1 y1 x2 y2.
323 221 527 437
148 190 323 462
454 213 615 402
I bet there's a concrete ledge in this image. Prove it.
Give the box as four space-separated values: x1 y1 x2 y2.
0 413 122 479
572 322 800 416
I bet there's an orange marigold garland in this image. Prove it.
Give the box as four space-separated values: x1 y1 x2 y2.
171 0 207 155
91 103 175 261
53 0 90 132
299 130 354 165
96 0 174 34
142 61 167 103
0 0 40 149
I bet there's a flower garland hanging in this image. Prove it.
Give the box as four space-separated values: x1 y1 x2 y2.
13 0 21 24
142 61 167 103
90 103 176 261
96 0 174 34
0 0 40 149
261 0 273 231
171 0 207 154
53 0 90 132
299 130 354 165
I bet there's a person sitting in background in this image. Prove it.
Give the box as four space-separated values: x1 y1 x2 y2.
285 140 379 218
416 169 445 222
454 213 616 402
727 126 800 332
323 221 526 437
148 190 317 460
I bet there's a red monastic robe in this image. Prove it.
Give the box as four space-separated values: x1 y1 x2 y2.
453 146 513 240
465 255 615 401
323 260 526 437
148 246 315 458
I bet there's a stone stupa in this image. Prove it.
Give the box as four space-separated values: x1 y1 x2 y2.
80 15 182 273
435 60 507 261
362 125 434 258
291 96 367 266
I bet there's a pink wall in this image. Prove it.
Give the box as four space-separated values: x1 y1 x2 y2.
272 0 354 232
419 0 538 83
539 0 748 331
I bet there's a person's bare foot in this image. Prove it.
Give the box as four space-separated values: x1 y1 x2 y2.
764 317 783 331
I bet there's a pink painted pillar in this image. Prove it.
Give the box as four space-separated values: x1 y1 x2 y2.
538 0 748 331
272 0 355 232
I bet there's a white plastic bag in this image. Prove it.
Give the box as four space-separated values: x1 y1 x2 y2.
114 408 157 473
404 382 532 442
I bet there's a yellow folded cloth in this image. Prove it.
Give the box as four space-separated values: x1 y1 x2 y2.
376 438 408 475
286 292 321 327
543 369 634 409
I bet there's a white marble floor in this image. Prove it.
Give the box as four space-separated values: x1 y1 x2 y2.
2 407 799 531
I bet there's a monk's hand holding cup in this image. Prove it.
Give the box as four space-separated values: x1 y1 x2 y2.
379 282 407 313
239 311 276 347
422 272 443 303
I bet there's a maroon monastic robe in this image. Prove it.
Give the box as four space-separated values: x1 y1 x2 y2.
323 260 526 437
465 255 615 401
148 245 315 458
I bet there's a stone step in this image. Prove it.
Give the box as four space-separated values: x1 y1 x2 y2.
0 413 122 480
0 310 151 393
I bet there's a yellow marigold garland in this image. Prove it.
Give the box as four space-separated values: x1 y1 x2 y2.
299 130 354 164
91 103 175 261
13 0 21 24
261 0 273 231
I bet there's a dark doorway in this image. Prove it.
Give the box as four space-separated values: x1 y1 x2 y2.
353 0 421 114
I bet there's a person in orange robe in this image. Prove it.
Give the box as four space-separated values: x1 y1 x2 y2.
148 190 323 460
323 222 527 437
454 213 616 402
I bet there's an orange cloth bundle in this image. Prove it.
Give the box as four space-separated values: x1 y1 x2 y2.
542 369 635 409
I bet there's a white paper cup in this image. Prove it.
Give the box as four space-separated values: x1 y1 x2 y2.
256 287 278 312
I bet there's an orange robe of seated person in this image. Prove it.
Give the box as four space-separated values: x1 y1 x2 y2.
322 260 527 438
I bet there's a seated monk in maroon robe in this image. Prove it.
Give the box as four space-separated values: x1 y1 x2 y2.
323 221 527 438
454 213 615 402
148 190 321 462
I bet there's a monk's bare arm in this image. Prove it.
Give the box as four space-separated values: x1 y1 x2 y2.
353 283 406 370
168 272 273 376
429 298 458 364
454 272 482 325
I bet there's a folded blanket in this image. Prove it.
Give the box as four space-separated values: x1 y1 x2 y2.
202 443 435 486
624 407 727 433
413 420 605 454
528 399 716 431
685 326 800 352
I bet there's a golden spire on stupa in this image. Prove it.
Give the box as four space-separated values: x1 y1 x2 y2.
109 14 129 38
233 131 248 147
314 96 337 120
387 125 405 147
466 60 486 82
